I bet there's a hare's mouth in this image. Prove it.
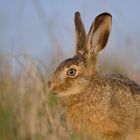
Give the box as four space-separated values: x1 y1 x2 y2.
48 88 71 97
48 86 62 96
48 87 57 95
50 91 59 96
49 89 67 97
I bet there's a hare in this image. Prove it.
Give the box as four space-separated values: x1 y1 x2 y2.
48 12 140 140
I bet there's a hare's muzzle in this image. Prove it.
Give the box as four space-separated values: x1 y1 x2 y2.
48 80 54 91
48 80 51 89
47 79 58 95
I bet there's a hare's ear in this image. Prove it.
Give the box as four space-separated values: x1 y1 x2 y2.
74 12 86 55
85 13 112 58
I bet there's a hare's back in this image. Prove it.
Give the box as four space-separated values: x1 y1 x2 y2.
101 73 140 115
108 73 140 94
94 73 140 111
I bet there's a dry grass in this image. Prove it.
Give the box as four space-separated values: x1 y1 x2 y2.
0 54 74 140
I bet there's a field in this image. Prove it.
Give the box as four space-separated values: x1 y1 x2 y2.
0 1 140 139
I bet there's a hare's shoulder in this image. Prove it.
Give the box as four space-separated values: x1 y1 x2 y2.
102 73 140 94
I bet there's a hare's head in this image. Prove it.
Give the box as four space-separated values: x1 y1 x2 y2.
48 12 112 96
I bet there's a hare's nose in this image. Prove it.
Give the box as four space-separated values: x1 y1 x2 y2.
48 80 52 89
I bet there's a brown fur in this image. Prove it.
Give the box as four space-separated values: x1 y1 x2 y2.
48 12 140 140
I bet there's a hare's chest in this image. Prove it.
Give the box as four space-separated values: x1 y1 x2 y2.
64 102 108 132
64 102 125 137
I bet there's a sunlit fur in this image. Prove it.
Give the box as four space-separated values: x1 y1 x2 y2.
48 12 140 139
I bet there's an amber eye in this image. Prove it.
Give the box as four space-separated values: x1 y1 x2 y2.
67 68 76 76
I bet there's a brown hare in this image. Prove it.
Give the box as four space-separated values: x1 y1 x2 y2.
48 12 140 140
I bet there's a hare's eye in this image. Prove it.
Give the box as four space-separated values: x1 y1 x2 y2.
67 68 76 76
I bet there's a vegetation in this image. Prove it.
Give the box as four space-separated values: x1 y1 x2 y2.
0 54 70 140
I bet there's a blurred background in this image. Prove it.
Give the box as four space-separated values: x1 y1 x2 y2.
0 0 140 140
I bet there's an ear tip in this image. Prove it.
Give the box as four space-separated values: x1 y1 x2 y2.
95 12 112 24
101 12 112 19
75 11 81 16
102 12 112 16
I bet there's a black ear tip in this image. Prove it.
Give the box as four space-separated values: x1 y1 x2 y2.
102 12 112 17
75 11 81 16
97 12 112 19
